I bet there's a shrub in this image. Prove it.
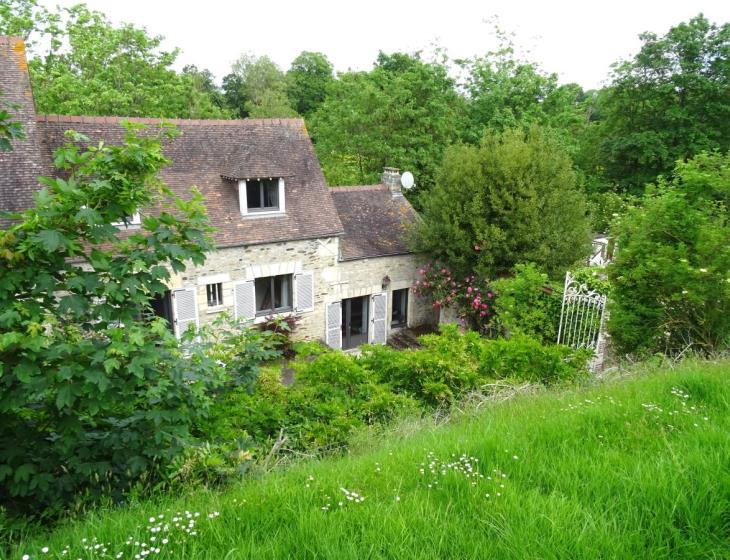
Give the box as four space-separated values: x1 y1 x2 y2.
608 153 730 355
491 263 562 344
361 325 483 406
411 263 495 332
479 335 591 384
0 125 222 519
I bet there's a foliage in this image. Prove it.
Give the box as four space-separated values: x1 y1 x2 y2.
361 326 484 406
570 266 612 296
8 4 226 118
286 51 334 115
491 263 562 344
309 51 464 191
460 26 590 156
0 0 60 48
257 314 301 359
608 151 730 355
410 262 495 332
191 314 284 393
9 360 730 559
222 53 298 118
0 124 221 518
0 93 25 151
586 190 638 233
412 125 592 279
596 15 730 194
479 335 590 384
203 353 419 453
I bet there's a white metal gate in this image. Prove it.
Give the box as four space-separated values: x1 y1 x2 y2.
557 272 608 370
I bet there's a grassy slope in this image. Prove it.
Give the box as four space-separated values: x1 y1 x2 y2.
10 359 730 560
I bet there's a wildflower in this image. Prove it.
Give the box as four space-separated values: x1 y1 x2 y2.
22 555 30 560
699 268 707 273
42 548 49 553
513 455 519 460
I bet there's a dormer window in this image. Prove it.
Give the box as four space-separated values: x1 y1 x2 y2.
238 178 286 216
247 178 279 211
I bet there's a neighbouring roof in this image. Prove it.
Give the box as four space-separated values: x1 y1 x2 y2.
330 184 416 261
32 116 344 247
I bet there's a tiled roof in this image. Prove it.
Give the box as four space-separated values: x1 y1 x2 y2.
32 116 344 247
330 184 416 260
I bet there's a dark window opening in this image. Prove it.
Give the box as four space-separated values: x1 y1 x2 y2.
150 290 174 333
246 178 279 211
342 295 370 350
391 288 408 328
255 274 292 315
206 283 223 307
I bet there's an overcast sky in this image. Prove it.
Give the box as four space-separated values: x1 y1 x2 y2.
41 0 730 89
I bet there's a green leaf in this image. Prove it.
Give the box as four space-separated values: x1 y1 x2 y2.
32 229 65 252
56 384 74 409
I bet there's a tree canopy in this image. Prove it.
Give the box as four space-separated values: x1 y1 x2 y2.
1 2 227 118
309 52 463 190
223 53 297 118
286 51 334 116
595 14 730 194
412 126 592 279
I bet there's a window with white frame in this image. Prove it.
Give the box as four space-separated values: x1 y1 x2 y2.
112 212 141 228
206 282 223 307
255 274 292 316
239 178 285 216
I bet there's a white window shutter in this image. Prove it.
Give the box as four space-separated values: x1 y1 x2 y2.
371 292 387 344
172 288 199 338
325 301 342 349
295 272 314 312
233 280 256 321
278 178 286 213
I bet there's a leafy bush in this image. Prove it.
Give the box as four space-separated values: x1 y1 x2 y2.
608 152 730 355
361 325 483 406
0 125 225 518
203 353 419 454
491 263 562 344
411 263 495 332
479 335 591 384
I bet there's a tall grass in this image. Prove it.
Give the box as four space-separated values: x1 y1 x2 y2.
8 359 730 559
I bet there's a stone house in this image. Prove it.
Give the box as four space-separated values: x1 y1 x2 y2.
0 36 436 349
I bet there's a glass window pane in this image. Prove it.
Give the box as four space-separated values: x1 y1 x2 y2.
263 179 279 209
255 277 272 312
247 180 262 209
391 288 408 326
274 274 291 309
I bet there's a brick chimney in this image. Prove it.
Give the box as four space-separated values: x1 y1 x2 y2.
381 167 402 197
0 36 44 216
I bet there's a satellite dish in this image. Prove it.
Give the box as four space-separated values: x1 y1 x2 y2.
400 171 415 190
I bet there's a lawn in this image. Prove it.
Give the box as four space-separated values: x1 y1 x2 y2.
9 359 730 559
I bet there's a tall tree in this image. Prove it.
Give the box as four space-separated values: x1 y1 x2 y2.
412 125 592 279
2 3 227 118
222 53 297 118
309 51 464 191
597 14 730 194
286 51 334 115
460 28 590 155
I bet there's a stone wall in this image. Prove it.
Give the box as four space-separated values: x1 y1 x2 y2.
332 253 437 338
168 236 339 340
167 239 437 343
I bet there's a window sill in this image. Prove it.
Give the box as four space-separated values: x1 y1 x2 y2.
253 309 294 324
206 306 227 315
391 322 407 329
242 210 286 219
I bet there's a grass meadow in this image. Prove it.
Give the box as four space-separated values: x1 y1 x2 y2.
9 358 730 559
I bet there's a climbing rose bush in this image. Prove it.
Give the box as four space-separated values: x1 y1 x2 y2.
411 263 495 332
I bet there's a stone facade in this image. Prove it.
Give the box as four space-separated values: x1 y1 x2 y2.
167 236 435 343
